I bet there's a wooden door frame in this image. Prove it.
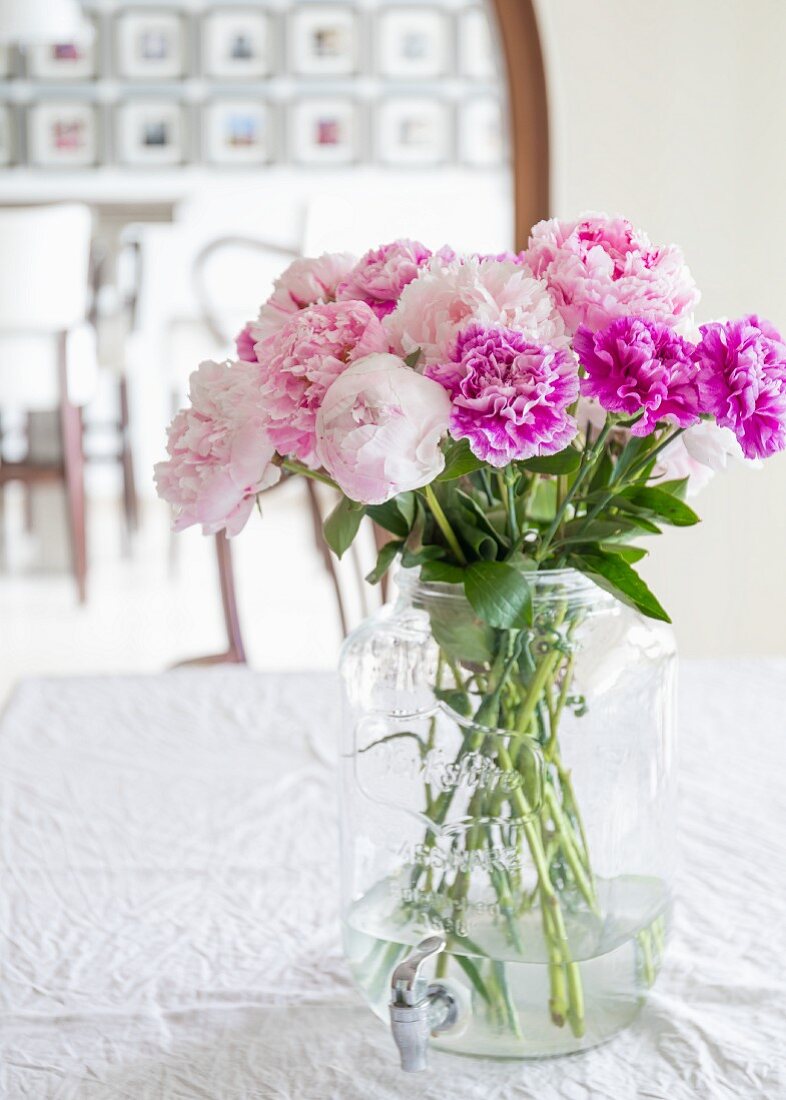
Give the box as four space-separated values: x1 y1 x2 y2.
489 0 550 250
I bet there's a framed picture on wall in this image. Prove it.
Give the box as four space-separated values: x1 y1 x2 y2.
458 7 497 80
28 102 98 167
376 97 450 167
291 97 358 165
290 6 358 77
27 21 98 80
115 10 185 80
204 100 270 165
202 9 270 79
377 7 450 79
0 105 13 166
116 100 186 166
459 96 505 166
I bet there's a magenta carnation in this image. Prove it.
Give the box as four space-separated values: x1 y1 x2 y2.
426 324 579 467
254 252 356 341
154 360 280 537
575 316 700 436
336 239 432 318
527 213 699 334
693 315 786 459
255 300 387 467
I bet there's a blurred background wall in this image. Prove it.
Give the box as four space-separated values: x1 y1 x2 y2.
537 0 786 655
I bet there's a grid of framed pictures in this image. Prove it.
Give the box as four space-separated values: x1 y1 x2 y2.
0 3 506 170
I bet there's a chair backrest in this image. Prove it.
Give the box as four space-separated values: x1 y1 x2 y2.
191 235 299 348
0 203 92 332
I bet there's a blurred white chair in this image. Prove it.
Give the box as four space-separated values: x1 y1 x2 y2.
0 203 95 602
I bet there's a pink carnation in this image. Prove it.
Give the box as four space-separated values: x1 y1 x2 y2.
527 213 699 334
336 239 432 318
154 360 280 537
575 316 700 436
426 324 579 466
386 256 567 367
693 315 786 459
254 252 356 341
255 300 387 467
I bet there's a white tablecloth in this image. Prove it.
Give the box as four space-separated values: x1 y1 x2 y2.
1 663 784 1100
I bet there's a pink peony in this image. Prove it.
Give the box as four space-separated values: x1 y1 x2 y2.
316 353 451 504
426 325 579 466
527 213 699 334
235 324 257 363
255 300 387 467
575 316 700 435
336 239 432 318
154 360 280 537
693 315 786 459
386 255 567 367
254 252 357 341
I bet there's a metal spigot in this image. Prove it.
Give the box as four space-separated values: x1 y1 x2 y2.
389 934 460 1072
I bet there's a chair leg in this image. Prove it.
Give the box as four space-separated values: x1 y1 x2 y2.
118 375 139 537
215 531 246 663
58 342 87 604
305 479 349 637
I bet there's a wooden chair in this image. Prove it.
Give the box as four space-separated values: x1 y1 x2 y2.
0 204 95 603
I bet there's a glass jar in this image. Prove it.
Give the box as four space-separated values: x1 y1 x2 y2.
339 567 677 1058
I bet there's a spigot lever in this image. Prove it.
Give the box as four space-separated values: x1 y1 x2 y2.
389 935 459 1073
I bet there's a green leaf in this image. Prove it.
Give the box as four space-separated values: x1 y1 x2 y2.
464 561 533 630
323 496 364 558
612 436 651 483
429 601 495 665
520 447 582 475
437 438 486 481
621 486 699 526
578 551 671 623
598 543 648 564
420 561 465 584
588 448 614 493
455 489 509 549
653 477 689 500
404 348 422 369
366 492 416 539
365 539 403 584
401 544 445 567
434 687 472 717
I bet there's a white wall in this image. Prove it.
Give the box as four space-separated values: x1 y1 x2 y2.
535 0 786 656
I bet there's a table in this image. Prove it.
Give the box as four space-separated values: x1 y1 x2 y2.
1 664 784 1099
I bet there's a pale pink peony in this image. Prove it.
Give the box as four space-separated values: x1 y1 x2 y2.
254 252 357 341
427 325 579 466
526 213 700 334
386 255 567 367
315 353 451 504
255 300 387 467
656 421 747 498
336 239 432 318
154 360 280 536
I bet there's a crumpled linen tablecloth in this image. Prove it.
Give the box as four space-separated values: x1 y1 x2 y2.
1 663 784 1100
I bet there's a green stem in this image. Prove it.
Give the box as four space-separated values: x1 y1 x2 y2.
536 422 613 561
423 484 467 565
279 457 339 489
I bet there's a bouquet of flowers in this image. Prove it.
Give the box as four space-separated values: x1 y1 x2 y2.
156 214 786 1044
